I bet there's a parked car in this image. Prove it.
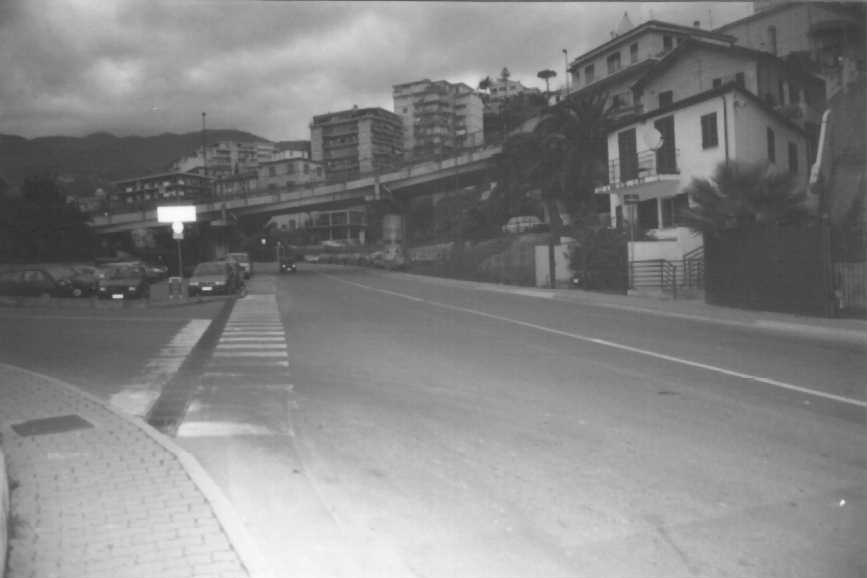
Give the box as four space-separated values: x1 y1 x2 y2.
188 261 241 297
143 261 169 281
226 252 252 279
97 262 150 300
69 264 102 294
0 264 91 298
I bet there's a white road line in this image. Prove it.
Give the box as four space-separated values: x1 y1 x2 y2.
323 274 867 409
213 351 288 358
218 336 286 341
176 421 274 438
111 318 211 416
216 344 286 350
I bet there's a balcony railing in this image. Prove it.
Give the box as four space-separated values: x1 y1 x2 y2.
607 149 679 186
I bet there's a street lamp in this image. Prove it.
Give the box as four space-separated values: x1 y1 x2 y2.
562 49 570 96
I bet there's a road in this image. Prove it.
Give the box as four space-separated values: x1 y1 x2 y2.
1 265 864 578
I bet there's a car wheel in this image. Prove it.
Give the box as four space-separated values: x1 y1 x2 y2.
72 287 83 298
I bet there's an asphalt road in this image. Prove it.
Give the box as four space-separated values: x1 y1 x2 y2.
175 265 866 578
1 267 864 578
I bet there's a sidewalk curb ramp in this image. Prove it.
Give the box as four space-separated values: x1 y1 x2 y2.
0 362 273 578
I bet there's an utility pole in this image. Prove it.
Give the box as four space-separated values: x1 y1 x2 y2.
562 49 570 97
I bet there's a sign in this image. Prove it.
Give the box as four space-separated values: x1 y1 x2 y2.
623 193 641 204
171 221 184 240
157 205 196 223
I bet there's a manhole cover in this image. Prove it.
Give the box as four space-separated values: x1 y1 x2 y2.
11 414 94 437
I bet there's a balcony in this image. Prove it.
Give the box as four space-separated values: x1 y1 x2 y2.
595 149 680 194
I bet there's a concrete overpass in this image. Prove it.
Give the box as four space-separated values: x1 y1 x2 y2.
91 145 501 234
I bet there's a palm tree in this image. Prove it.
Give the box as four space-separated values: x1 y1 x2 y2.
495 92 613 286
537 69 557 97
680 161 809 236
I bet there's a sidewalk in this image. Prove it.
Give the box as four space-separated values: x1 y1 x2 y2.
389 270 867 346
0 363 269 578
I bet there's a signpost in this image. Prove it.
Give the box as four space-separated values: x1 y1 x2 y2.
157 205 196 296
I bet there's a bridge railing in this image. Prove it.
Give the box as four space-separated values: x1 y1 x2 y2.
89 144 502 228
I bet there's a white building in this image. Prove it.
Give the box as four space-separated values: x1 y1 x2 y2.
596 82 811 260
172 140 276 178
257 157 324 192
392 79 485 160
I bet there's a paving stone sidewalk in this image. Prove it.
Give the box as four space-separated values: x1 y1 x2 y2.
0 363 266 578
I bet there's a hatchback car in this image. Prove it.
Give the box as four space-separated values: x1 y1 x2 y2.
188 261 241 297
97 263 150 300
0 265 90 298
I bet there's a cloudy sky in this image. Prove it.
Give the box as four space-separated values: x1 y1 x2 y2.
0 1 752 142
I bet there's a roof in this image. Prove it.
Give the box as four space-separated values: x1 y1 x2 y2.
608 81 809 136
569 19 735 71
632 38 783 90
569 58 658 98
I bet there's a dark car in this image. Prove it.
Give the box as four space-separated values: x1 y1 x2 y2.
143 261 169 282
188 261 241 297
69 264 102 295
96 262 150 300
0 264 90 298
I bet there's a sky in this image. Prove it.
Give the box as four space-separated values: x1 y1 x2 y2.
0 1 753 142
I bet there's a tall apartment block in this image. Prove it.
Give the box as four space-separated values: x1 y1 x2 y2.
392 79 485 161
309 106 404 180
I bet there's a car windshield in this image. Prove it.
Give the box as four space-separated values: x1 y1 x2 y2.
104 265 142 279
194 263 226 276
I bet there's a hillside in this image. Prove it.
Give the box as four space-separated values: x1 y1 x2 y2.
0 129 271 197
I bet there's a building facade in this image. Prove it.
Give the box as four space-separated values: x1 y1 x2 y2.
392 79 485 160
112 172 214 211
257 157 325 192
310 107 404 181
567 16 736 118
716 2 866 99
172 140 276 179
595 83 810 252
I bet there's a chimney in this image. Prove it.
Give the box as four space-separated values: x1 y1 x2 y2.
693 20 701 28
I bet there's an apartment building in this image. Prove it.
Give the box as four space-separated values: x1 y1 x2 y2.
112 172 213 210
257 157 324 191
485 76 542 114
716 2 866 99
567 16 736 117
310 107 404 181
392 79 485 160
173 140 276 178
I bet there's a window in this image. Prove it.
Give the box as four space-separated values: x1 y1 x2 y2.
658 90 673 108
735 72 745 87
585 64 595 84
767 127 776 162
630 43 639 63
607 52 621 75
712 78 722 88
701 113 719 149
788 142 799 173
268 166 276 177
768 25 778 55
612 93 625 108
663 35 673 51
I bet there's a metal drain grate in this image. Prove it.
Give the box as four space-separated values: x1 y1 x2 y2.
11 414 94 437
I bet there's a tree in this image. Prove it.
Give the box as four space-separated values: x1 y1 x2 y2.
477 76 493 94
680 161 809 236
537 69 557 97
5 176 96 261
495 91 613 286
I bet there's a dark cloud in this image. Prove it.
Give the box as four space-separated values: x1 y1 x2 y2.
0 1 751 140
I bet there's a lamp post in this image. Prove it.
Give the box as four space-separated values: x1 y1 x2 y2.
562 49 570 96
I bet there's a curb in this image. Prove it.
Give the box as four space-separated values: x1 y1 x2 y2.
0 362 272 578
0 294 235 311
1 442 7 578
383 270 867 347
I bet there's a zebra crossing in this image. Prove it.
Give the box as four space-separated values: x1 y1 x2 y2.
177 291 295 438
